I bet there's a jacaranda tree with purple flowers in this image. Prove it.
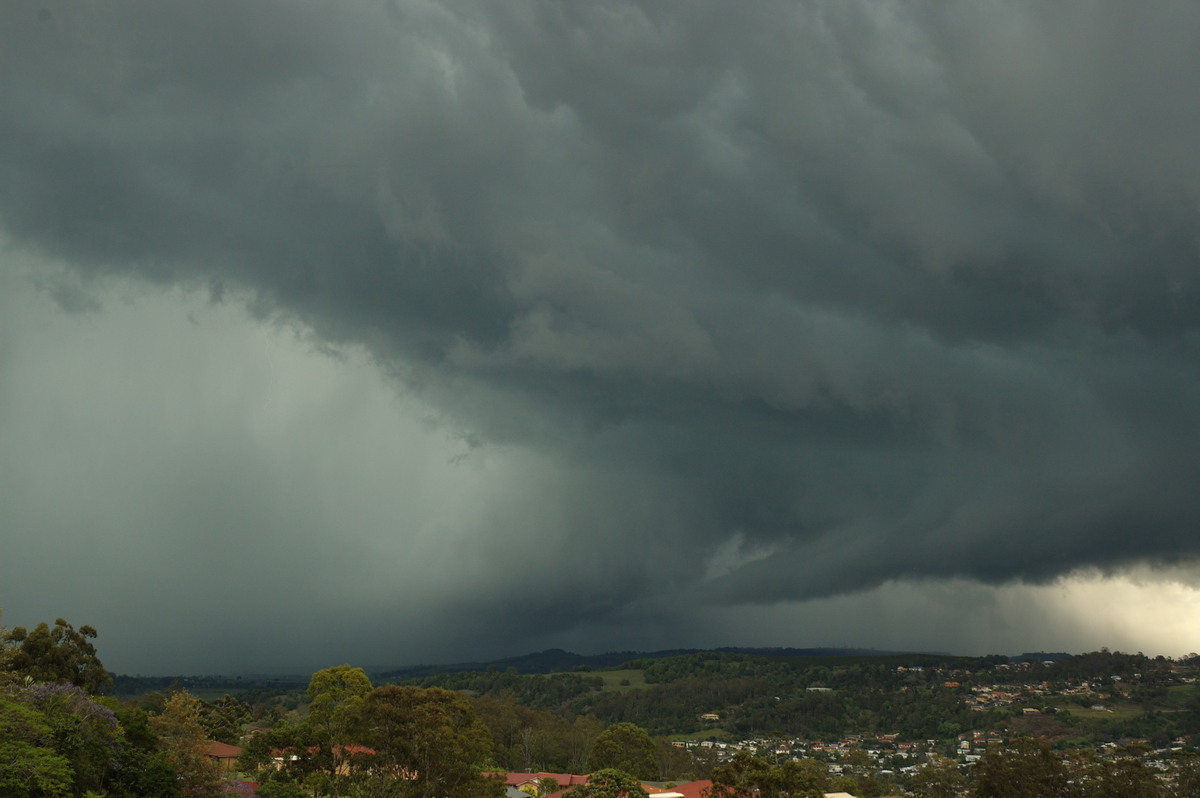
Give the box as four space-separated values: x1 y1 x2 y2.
24 681 123 794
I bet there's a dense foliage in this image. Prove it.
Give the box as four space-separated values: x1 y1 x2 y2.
710 751 830 798
1 613 189 796
404 668 605 710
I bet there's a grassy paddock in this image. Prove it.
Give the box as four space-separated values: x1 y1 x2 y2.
596 669 648 691
1166 684 1200 706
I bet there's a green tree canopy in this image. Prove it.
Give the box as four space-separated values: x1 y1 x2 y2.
709 751 828 798
110 705 181 798
3 618 111 693
0 692 74 798
23 682 123 795
201 694 252 744
587 722 658 781
359 684 503 798
150 690 223 797
1069 756 1165 798
239 717 322 785
1175 752 1200 798
972 737 1068 798
911 758 966 798
563 768 649 798
306 664 374 796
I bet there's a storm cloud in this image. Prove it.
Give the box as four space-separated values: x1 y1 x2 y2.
3 1 1200 671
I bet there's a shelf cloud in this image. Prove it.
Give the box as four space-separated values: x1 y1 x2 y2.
3 1 1200 671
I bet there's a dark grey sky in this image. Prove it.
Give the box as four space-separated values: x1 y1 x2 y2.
3 1 1200 673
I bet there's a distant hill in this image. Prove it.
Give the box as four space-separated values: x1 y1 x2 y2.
109 646 957 692
1012 651 1074 663
373 645 925 681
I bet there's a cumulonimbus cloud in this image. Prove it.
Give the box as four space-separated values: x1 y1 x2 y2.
3 0 1200 651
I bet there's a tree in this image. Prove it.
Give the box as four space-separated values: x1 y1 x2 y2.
0 692 74 798
588 722 658 781
535 776 561 797
563 768 649 798
567 714 605 773
150 691 223 798
110 705 181 798
912 758 966 798
1070 756 1165 798
23 682 123 795
0 607 11 677
201 694 252 744
3 618 112 693
1174 752 1200 798
306 664 373 796
655 736 699 781
830 775 861 795
770 758 829 798
708 750 772 797
358 684 503 798
709 751 828 798
972 738 1067 798
239 718 322 790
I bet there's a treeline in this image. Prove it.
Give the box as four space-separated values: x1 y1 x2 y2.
402 668 605 710
706 742 1200 798
989 649 1160 684
626 651 1004 684
1 616 218 796
0 615 709 797
400 647 1200 747
376 647 697 681
406 652 1008 738
113 673 308 695
566 674 981 739
237 668 703 794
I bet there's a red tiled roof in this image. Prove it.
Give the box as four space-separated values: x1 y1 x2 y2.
491 773 715 798
205 741 243 759
497 772 590 788
271 744 377 758
534 774 667 798
657 780 713 798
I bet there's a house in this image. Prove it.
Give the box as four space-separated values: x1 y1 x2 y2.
652 781 711 798
660 782 856 798
269 744 376 777
204 741 243 773
499 771 591 797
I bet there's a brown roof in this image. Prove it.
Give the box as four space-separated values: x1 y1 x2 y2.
536 775 663 798
498 772 591 787
204 741 243 759
659 781 713 798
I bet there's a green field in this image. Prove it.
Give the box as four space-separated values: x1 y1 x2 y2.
596 668 648 692
1166 684 1200 707
1067 704 1145 720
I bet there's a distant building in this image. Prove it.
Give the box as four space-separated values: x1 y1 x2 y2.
204 741 242 773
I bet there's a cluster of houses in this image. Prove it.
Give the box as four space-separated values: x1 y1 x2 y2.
671 723 1196 789
497 774 861 798
199 748 869 798
202 737 868 798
